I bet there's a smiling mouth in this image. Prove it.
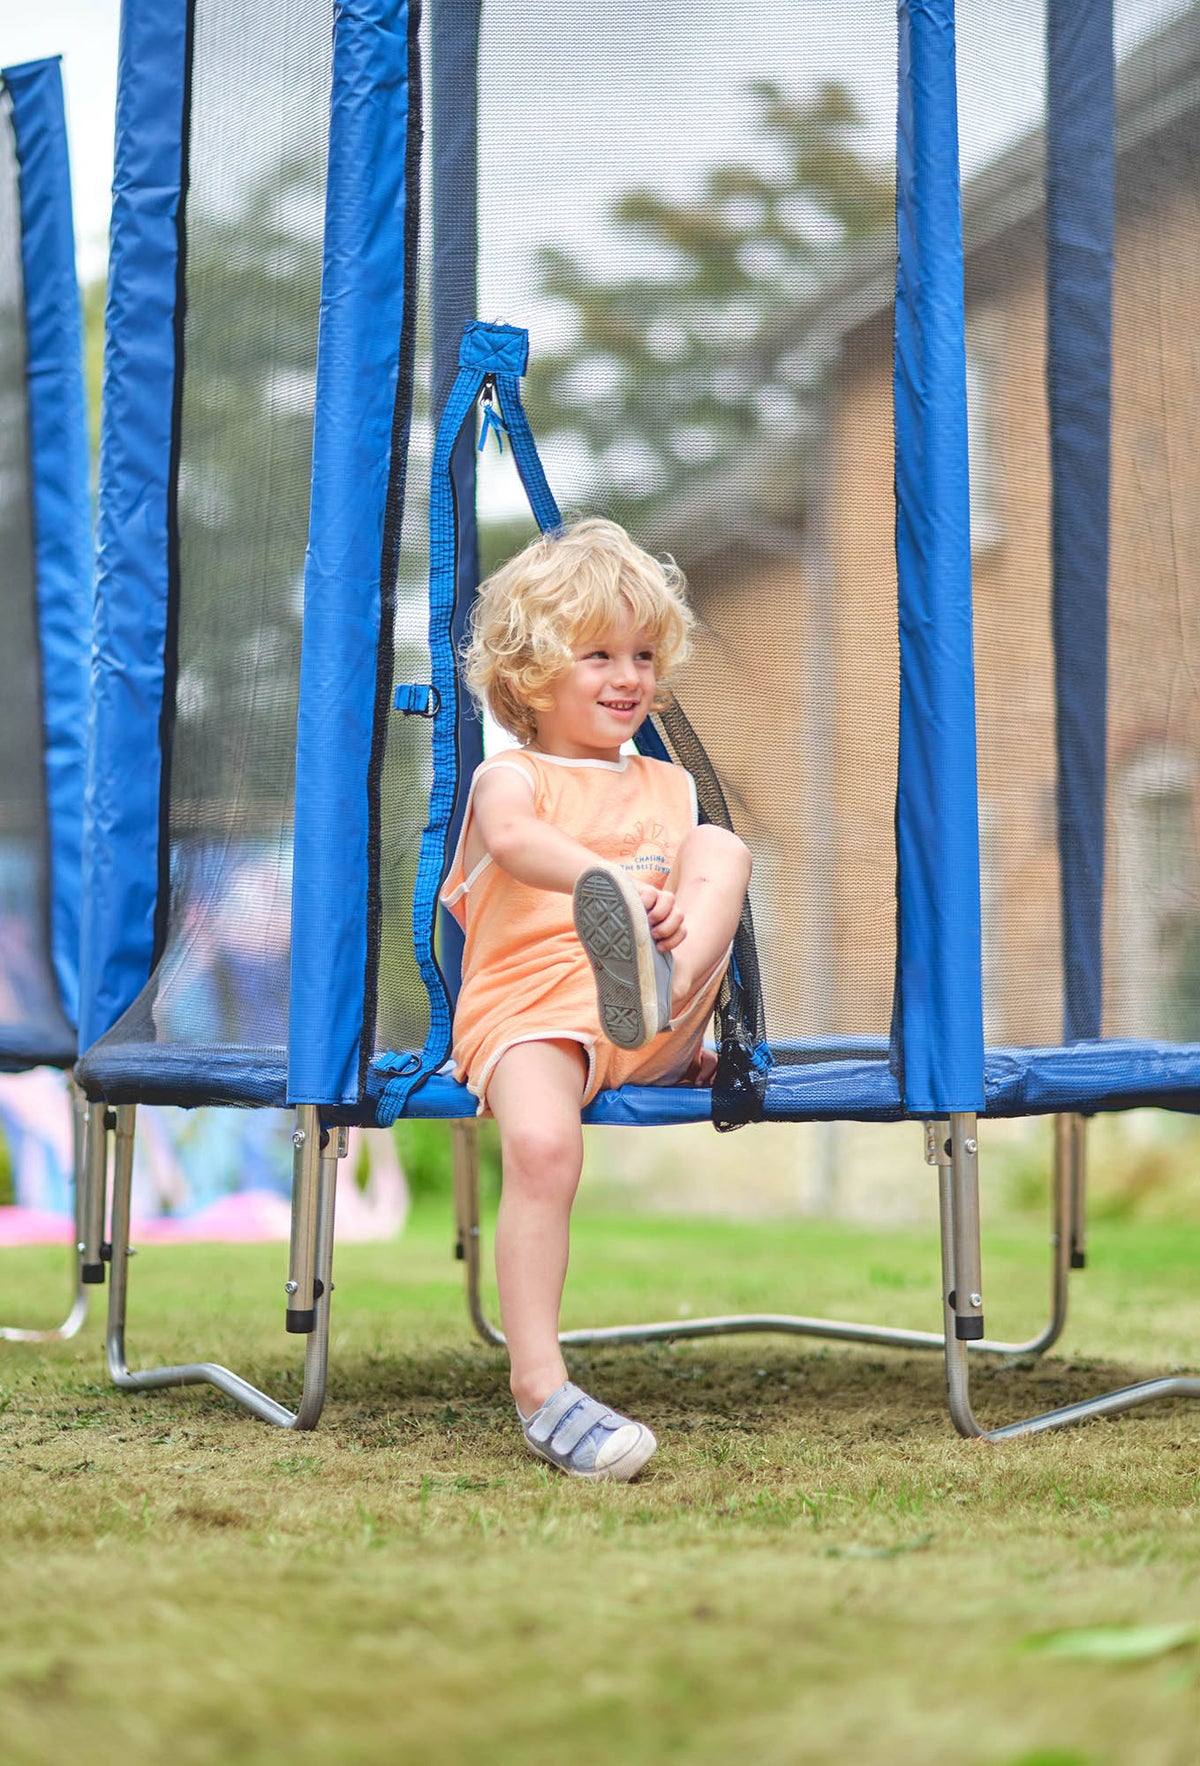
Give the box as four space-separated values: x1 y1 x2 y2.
600 701 639 714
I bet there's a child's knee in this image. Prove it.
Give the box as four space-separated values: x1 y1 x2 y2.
690 823 752 882
500 1117 582 1195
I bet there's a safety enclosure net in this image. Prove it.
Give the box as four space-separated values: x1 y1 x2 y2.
960 0 1200 1066
82 0 1200 1123
0 86 76 1069
84 0 332 1089
376 0 903 1090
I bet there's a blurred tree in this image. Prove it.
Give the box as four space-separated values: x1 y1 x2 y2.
521 80 892 529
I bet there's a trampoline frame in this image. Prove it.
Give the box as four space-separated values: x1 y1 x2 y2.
451 1110 1200 1441
65 2 1200 1447
451 1116 1083 1361
79 1102 345 1429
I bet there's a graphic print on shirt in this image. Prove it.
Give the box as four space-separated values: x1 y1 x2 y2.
619 819 673 881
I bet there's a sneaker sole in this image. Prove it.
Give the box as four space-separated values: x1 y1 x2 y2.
572 866 660 1050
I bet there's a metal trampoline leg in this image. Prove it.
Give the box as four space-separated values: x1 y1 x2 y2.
455 1113 1081 1358
79 1097 111 1287
1063 1110 1087 1269
105 1103 345 1430
937 1114 985 1438
939 1112 1200 1441
1 1073 89 1344
452 1120 504 1347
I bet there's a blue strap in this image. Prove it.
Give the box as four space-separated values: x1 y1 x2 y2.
378 322 560 1122
491 370 561 533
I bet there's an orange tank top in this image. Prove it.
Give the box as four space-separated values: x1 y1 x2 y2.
440 748 698 1074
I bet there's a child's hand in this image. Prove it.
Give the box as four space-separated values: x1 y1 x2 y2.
637 882 686 952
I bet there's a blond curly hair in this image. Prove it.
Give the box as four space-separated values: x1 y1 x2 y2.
463 517 694 745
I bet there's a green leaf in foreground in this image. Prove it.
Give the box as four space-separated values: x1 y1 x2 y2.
1019 1623 1199 1662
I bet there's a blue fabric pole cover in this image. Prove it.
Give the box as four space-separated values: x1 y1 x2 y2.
1047 0 1113 1043
4 57 91 1027
892 0 985 1112
288 0 418 1105
79 0 190 1052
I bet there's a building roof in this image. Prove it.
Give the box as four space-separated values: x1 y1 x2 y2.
651 4 1200 565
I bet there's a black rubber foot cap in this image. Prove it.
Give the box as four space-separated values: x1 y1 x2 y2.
81 1264 105 1285
955 1315 985 1341
285 1308 316 1335
1070 1251 1086 1269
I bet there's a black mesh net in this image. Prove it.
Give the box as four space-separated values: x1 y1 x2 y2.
962 0 1200 1052
86 0 332 1091
450 0 903 1074
85 0 1200 1110
1102 1 1200 1044
957 3 1059 1049
0 92 76 1068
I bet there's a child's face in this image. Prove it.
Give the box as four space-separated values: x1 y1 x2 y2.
532 613 658 762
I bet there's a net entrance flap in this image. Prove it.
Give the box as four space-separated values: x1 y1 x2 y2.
374 0 904 1121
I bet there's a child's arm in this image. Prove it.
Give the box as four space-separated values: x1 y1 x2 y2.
472 767 685 950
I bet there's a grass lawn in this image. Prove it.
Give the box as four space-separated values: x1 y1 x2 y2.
1 1198 1199 1765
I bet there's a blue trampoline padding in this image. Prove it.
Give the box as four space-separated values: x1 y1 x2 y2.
1047 0 1114 1043
371 1042 1200 1129
75 1035 1200 1122
369 1058 902 1127
289 0 419 1108
4 57 91 1031
80 0 190 1054
761 1060 903 1122
75 1042 288 1108
893 0 985 1115
388 1071 714 1127
0 1028 80 1074
983 1041 1200 1117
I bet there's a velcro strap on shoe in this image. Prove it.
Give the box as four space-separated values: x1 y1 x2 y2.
552 1398 614 1456
524 1381 588 1446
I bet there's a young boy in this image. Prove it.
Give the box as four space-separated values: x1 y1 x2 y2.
442 518 752 1481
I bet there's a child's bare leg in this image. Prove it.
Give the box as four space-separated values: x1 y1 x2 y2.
487 1038 587 1417
666 825 752 1010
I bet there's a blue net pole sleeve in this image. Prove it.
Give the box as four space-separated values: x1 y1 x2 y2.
78 0 189 1054
288 0 420 1106
1047 0 1113 1044
892 0 985 1113
4 57 91 1029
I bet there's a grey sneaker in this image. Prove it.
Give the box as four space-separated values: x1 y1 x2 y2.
572 864 673 1050
519 1382 658 1481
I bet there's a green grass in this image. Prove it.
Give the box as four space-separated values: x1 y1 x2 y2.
2 1204 1199 1765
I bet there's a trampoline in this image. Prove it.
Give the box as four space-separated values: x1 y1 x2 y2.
77 0 1200 1436
0 57 92 1344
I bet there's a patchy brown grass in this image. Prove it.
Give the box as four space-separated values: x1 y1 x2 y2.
1 1204 1198 1765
